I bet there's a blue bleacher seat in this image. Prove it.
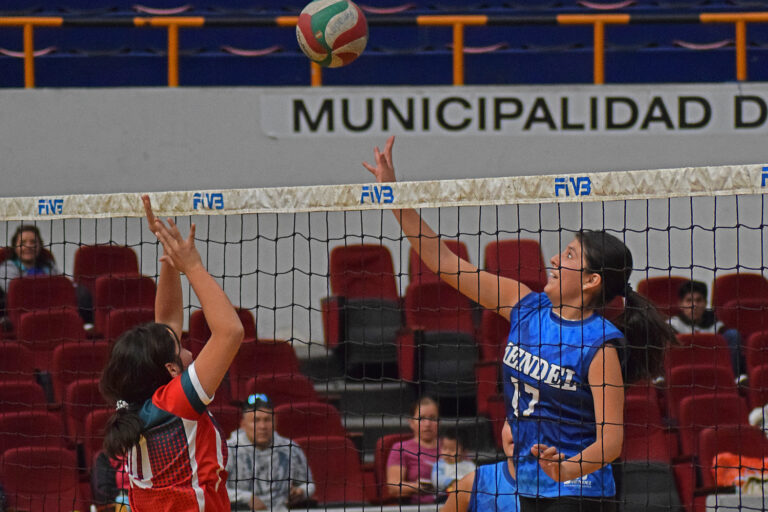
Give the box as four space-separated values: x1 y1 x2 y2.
35 26 167 51
604 23 734 47
179 26 299 51
1 43 765 87
465 25 593 48
368 25 452 50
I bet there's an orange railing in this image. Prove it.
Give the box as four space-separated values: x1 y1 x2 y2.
0 12 766 88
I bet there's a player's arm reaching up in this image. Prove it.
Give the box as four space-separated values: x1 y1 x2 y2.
142 195 244 397
362 136 532 320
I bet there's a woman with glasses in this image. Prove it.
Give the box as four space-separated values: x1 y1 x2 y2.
99 196 245 512
226 393 315 512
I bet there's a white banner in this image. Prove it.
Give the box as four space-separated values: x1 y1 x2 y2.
261 84 768 136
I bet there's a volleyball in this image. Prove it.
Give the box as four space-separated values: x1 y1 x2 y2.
296 0 368 68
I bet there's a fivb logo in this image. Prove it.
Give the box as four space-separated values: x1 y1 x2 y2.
193 192 224 210
360 185 394 204
554 176 592 197
37 198 63 215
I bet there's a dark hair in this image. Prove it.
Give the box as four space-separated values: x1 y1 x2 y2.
8 224 56 269
576 230 676 383
409 396 439 418
678 280 708 300
439 427 466 448
100 323 183 458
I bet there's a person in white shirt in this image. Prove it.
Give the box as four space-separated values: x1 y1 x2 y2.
669 279 745 381
432 430 476 493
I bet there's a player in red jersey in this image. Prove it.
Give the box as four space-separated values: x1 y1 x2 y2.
100 195 245 512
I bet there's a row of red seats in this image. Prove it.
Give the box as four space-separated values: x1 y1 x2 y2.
0 437 372 511
0 399 382 508
3 273 154 339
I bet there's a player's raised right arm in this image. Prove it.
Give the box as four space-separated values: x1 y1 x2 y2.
362 136 531 319
144 196 244 397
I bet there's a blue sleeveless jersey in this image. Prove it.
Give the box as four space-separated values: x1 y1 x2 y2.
502 292 623 498
468 461 519 512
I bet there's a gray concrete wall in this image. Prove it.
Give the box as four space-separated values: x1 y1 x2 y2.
1 84 767 197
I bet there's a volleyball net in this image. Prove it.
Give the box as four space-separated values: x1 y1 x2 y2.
0 163 767 511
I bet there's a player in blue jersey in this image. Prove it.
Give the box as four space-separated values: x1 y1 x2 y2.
363 137 674 512
100 196 245 512
441 421 519 512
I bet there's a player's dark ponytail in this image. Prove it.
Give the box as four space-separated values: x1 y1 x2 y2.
100 323 183 458
577 230 675 383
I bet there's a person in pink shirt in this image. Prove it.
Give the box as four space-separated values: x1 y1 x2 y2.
386 396 440 503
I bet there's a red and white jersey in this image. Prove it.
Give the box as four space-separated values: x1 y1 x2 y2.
126 362 229 512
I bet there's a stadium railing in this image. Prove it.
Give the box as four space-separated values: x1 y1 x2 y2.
1 11 768 88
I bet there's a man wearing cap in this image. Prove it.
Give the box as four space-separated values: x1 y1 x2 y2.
225 394 315 511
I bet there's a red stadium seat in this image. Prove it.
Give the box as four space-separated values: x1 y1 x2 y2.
244 373 320 408
0 410 68 454
478 310 509 362
475 360 500 417
274 401 347 440
228 339 301 399
746 331 768 374
294 435 366 504
17 309 87 371
623 394 673 463
637 275 689 317
698 424 768 488
6 275 78 332
51 341 109 403
207 402 241 440
0 380 48 413
665 333 734 381
408 239 469 287
187 307 256 357
747 363 768 410
63 378 109 441
403 281 478 411
82 408 113 468
716 297 768 339
677 393 749 458
484 239 548 292
0 342 35 381
712 273 768 318
93 274 155 335
373 432 411 500
0 446 79 512
404 281 475 334
101 307 155 341
665 364 736 421
321 245 401 374
328 244 399 301
73 244 139 295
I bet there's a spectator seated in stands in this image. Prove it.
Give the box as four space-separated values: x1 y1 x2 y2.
226 393 315 512
91 451 130 508
431 429 476 494
0 225 61 328
670 279 746 382
0 224 94 329
386 396 440 503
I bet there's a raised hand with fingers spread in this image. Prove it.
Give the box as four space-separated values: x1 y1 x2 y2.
362 135 396 184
